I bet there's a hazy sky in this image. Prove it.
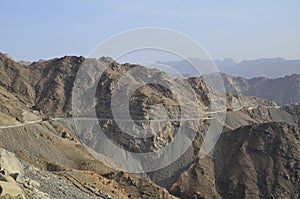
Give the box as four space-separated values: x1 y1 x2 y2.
1 0 299 61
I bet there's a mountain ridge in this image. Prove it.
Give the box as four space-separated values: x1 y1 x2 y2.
218 73 300 106
0 52 299 198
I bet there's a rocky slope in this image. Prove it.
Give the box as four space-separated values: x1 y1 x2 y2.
215 122 300 199
220 73 300 106
154 58 300 105
0 53 182 198
0 52 299 198
0 148 112 199
170 122 300 199
0 53 84 125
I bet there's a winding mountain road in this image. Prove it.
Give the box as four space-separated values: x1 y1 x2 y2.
0 106 280 130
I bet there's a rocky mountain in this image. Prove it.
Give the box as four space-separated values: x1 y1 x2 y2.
170 122 300 199
0 53 179 198
157 57 300 78
0 52 299 198
219 73 300 106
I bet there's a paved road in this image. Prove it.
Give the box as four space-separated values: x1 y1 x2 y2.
0 116 214 129
56 117 214 122
0 105 280 129
0 120 43 129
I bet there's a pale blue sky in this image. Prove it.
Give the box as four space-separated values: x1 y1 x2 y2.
0 0 299 61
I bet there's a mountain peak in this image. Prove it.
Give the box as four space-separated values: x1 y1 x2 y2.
0 52 14 62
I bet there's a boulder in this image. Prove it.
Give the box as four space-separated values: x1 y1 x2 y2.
0 175 15 184
0 149 24 183
0 181 23 198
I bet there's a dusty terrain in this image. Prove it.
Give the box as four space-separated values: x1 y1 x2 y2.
0 52 299 198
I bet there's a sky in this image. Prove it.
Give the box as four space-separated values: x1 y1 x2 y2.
0 0 299 62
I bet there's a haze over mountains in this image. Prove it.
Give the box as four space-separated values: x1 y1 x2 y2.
158 57 300 79
0 52 300 198
157 57 300 106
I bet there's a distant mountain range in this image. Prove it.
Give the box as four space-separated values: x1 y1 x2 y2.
157 57 300 78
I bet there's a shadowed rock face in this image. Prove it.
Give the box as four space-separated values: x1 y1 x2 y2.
0 52 299 198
